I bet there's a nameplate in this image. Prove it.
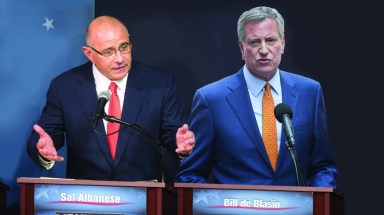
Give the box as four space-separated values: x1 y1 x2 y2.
192 188 313 214
34 184 147 214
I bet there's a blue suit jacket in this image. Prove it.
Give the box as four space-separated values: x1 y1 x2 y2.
27 61 186 183
176 68 338 188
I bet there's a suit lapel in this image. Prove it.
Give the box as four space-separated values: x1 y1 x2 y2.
114 63 146 164
226 70 302 171
276 71 299 170
73 62 114 166
226 71 270 164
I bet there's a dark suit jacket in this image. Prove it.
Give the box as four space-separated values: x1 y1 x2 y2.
27 61 186 183
176 68 338 188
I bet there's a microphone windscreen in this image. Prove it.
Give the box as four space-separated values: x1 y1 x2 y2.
274 103 293 122
98 90 111 101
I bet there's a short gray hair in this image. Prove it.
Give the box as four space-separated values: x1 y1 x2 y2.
237 6 285 41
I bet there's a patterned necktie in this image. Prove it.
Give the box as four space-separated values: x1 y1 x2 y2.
107 82 121 160
262 83 278 171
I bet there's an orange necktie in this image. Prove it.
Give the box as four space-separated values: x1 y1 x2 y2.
262 83 278 170
107 82 121 160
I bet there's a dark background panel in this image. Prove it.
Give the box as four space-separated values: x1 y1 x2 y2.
96 1 382 214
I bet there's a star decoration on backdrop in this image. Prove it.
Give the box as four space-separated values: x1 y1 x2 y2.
42 17 54 31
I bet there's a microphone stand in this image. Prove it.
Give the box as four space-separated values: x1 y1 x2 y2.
103 115 166 183
285 139 305 186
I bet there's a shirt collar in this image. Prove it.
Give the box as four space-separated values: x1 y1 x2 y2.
243 65 282 97
92 64 128 93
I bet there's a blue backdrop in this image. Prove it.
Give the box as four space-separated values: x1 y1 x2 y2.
0 0 94 212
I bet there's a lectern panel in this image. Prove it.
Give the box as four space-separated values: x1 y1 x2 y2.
18 177 176 215
34 184 146 214
191 188 313 215
175 183 344 215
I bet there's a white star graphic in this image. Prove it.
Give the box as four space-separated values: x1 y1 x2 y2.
35 185 50 199
42 17 54 31
194 190 210 204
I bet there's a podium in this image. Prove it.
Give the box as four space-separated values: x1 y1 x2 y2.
175 183 344 215
17 177 177 215
0 181 9 215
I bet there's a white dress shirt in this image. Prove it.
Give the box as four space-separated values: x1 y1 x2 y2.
92 64 128 131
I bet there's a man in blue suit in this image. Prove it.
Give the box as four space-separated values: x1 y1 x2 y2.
27 16 195 183
176 6 338 188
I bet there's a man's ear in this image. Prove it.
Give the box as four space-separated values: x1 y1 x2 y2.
82 46 94 62
238 40 245 60
281 35 285 54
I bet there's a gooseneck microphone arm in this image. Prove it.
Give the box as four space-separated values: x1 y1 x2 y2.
274 103 306 186
285 136 304 186
104 115 163 146
102 115 166 183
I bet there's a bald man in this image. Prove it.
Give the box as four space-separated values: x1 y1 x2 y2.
27 16 194 183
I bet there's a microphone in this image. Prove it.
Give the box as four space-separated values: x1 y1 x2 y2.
274 103 306 186
274 103 295 147
92 90 111 129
